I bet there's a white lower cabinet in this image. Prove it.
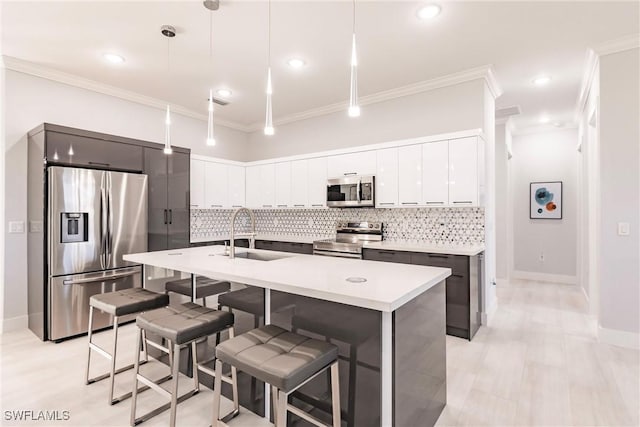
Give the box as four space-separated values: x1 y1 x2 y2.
376 148 399 207
449 136 479 206
398 144 423 207
228 165 245 208
307 157 327 207
275 162 292 208
190 159 206 209
290 160 309 208
422 141 449 206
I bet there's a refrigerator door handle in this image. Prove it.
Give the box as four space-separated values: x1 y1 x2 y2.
99 175 107 270
62 269 139 285
106 172 113 269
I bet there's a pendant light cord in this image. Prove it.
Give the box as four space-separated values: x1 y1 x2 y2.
268 0 271 66
353 0 356 34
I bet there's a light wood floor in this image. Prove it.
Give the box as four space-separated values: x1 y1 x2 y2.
1 279 638 426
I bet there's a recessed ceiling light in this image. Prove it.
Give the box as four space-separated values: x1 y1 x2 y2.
287 58 306 69
103 53 125 64
532 75 552 86
417 4 441 20
216 88 232 98
539 116 550 124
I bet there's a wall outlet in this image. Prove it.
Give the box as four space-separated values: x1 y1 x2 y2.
539 252 545 262
618 222 630 236
9 221 25 234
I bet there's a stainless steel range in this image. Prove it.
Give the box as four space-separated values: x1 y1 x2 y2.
313 221 383 259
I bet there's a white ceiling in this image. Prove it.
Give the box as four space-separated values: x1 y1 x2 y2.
2 1 638 132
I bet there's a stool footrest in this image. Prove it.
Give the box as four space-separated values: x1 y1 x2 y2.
87 360 147 385
197 362 235 386
132 389 199 426
88 342 112 360
287 403 328 427
111 374 172 405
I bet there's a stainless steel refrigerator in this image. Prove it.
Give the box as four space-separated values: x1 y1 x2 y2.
44 167 147 341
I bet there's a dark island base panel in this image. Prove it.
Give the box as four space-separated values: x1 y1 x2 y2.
147 284 446 427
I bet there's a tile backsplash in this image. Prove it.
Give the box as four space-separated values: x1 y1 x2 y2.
191 207 484 245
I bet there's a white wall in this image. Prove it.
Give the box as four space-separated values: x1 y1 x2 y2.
511 128 578 279
495 123 509 280
597 47 639 338
2 70 248 330
246 80 486 160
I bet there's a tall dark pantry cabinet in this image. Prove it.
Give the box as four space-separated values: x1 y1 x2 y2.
144 147 190 251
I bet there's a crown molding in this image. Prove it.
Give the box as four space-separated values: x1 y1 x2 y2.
2 55 252 132
247 64 502 132
592 33 640 56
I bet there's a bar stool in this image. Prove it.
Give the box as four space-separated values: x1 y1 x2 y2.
130 302 235 427
86 288 169 405
218 286 291 329
212 324 341 427
164 276 230 307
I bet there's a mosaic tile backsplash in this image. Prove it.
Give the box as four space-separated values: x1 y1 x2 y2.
191 207 485 245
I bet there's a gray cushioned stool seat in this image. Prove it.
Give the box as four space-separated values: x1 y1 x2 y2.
215 324 338 393
165 277 230 299
136 302 234 345
90 288 169 317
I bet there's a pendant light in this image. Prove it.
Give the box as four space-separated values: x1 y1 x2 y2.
348 0 360 117
264 0 274 136
205 3 216 146
161 25 176 155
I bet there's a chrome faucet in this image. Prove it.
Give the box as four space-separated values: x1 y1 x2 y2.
229 207 256 259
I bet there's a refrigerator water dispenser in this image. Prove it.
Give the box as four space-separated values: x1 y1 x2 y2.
60 212 88 243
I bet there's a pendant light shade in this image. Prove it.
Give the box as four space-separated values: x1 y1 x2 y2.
207 90 216 146
264 67 274 135
264 0 274 136
161 25 176 155
164 104 172 154
348 32 360 117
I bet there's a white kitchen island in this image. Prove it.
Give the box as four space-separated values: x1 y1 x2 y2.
124 245 450 427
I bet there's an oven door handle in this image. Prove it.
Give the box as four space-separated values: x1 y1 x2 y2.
313 250 362 259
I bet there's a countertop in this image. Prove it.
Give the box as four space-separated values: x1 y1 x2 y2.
363 241 485 256
124 246 450 312
190 234 333 244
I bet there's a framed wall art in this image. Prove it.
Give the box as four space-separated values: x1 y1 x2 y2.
530 181 562 219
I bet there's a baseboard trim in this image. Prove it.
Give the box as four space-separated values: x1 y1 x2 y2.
0 315 28 333
481 297 498 326
598 325 640 350
511 270 577 285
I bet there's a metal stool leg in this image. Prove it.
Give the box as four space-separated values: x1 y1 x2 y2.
212 359 223 427
108 316 120 405
85 306 95 384
130 328 143 426
276 389 287 427
169 343 181 427
331 362 341 427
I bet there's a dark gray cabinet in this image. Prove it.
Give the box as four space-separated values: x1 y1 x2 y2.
363 248 482 340
144 148 190 251
255 240 313 254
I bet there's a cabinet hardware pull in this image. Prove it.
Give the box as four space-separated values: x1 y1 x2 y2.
263 205 272 207
293 204 305 207
426 201 444 204
453 201 473 204
168 209 173 224
277 204 288 207
210 204 222 208
379 203 395 206
343 172 357 176
89 161 111 167
190 204 199 207
429 254 449 259
163 209 168 225
232 205 242 208
311 204 323 207
380 251 396 255
401 202 418 205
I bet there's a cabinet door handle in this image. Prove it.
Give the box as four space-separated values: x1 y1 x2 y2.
168 209 173 224
190 204 199 207
379 251 396 255
210 204 222 208
89 161 110 167
343 172 357 176
379 202 395 206
277 204 288 207
163 209 168 225
293 204 305 207
311 204 323 207
401 202 418 205
263 204 273 208
425 201 444 205
453 201 473 204
429 254 449 259
232 205 243 208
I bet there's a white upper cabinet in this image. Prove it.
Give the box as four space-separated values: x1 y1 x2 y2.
327 151 376 178
259 163 276 208
398 144 423 207
204 161 228 208
307 157 327 207
227 165 245 208
422 141 449 206
290 160 309 208
274 162 292 208
190 159 206 209
245 165 261 208
449 136 479 206
376 148 399 207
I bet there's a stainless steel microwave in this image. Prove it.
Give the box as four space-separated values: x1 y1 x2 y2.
327 175 375 208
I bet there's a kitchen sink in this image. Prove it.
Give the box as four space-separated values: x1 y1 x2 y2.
219 251 291 261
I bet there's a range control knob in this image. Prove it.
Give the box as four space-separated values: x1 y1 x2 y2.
369 224 373 228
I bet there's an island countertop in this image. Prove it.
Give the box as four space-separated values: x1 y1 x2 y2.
124 246 450 312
